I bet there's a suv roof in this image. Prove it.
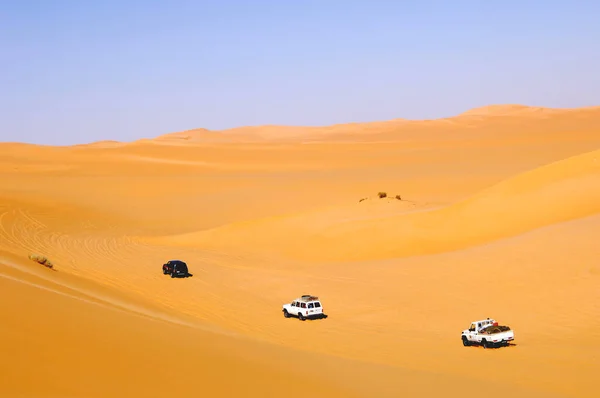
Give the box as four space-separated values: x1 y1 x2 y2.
297 295 320 302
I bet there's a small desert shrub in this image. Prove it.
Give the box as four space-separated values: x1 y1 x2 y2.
359 198 367 202
395 194 402 200
378 192 387 198
29 254 53 269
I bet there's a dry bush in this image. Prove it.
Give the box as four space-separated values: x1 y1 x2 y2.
378 192 387 198
28 254 54 269
395 194 402 200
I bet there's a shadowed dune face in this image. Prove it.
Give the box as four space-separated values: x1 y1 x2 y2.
1 105 599 398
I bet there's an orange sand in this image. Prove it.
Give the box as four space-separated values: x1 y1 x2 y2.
1 104 599 398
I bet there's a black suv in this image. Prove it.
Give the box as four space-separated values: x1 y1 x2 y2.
162 260 189 278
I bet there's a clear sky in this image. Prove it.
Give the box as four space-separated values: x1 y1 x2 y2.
2 0 599 145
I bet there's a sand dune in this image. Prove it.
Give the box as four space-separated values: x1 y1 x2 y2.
149 148 600 262
1 104 599 397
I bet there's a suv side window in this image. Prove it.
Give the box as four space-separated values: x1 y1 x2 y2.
301 303 307 308
308 303 314 309
314 302 321 308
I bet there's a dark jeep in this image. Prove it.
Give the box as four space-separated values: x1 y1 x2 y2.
162 260 189 278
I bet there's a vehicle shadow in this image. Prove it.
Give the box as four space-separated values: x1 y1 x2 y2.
302 313 329 321
171 273 193 278
472 342 517 349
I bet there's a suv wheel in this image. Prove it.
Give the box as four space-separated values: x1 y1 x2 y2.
298 313 305 321
283 310 290 318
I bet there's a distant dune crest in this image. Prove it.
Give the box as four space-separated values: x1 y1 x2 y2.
459 104 537 116
148 103 600 145
458 104 600 117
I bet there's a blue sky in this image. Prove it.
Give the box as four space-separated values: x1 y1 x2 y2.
1 0 599 145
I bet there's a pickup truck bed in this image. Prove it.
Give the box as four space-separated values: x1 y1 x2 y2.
480 325 511 334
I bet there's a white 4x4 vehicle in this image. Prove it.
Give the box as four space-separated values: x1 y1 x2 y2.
461 318 514 348
282 295 325 321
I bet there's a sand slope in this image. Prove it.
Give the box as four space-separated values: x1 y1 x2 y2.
0 252 363 398
1 104 599 397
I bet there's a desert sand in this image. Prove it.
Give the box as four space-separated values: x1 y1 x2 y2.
1 104 599 398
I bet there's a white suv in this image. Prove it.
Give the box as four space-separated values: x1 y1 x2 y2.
282 295 325 321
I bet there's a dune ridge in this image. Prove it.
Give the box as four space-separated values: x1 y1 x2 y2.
1 103 599 397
